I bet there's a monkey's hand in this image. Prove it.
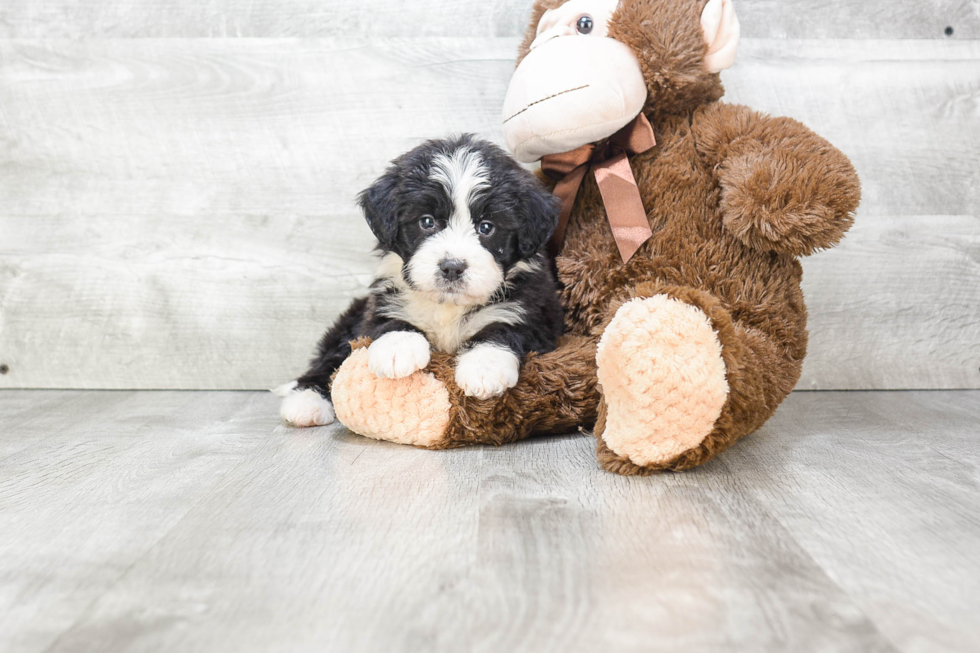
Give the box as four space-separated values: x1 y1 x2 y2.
694 102 861 257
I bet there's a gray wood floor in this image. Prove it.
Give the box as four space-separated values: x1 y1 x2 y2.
1 390 978 652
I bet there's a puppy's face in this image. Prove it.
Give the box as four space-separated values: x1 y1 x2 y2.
359 136 559 306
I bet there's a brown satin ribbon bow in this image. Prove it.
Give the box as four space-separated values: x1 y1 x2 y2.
541 113 657 263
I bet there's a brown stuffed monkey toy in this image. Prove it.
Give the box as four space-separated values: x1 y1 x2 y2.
327 0 861 474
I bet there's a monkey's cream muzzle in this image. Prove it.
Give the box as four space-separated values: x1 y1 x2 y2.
501 0 740 164
502 35 647 164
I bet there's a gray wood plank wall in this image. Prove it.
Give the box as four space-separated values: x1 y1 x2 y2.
0 2 978 390
2 0 978 38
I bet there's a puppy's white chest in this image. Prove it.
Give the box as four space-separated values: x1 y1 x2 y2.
375 253 527 354
410 302 472 353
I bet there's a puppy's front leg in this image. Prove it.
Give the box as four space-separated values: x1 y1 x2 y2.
367 322 431 380
455 339 521 400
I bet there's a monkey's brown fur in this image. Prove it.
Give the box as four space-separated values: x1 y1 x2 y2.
335 0 860 473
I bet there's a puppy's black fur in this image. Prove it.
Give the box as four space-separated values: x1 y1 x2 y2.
292 135 563 404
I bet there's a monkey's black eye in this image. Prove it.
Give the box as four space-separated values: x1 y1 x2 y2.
419 215 437 230
576 15 594 34
477 221 495 236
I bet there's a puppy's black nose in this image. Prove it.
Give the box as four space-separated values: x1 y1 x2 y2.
439 258 468 282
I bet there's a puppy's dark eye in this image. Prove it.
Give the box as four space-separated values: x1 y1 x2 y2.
419 215 437 230
576 15 593 34
477 221 495 236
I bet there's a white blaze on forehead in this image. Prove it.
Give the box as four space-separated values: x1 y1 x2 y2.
429 147 490 228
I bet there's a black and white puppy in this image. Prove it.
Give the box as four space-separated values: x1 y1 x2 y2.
277 135 564 427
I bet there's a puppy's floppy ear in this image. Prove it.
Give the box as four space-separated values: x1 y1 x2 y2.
515 177 561 258
357 170 400 250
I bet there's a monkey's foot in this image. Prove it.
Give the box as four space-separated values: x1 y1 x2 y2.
595 295 729 470
332 346 451 447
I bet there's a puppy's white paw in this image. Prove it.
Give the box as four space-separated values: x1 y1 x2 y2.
279 387 335 427
368 331 431 379
455 344 520 400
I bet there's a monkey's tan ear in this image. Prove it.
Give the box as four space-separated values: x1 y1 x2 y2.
701 0 740 72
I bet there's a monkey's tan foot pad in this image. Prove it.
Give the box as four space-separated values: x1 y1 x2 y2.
332 347 451 447
596 295 729 467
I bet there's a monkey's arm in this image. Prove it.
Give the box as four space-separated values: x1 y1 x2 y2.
692 102 861 256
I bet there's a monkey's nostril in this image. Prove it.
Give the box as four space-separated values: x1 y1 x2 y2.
439 258 468 282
